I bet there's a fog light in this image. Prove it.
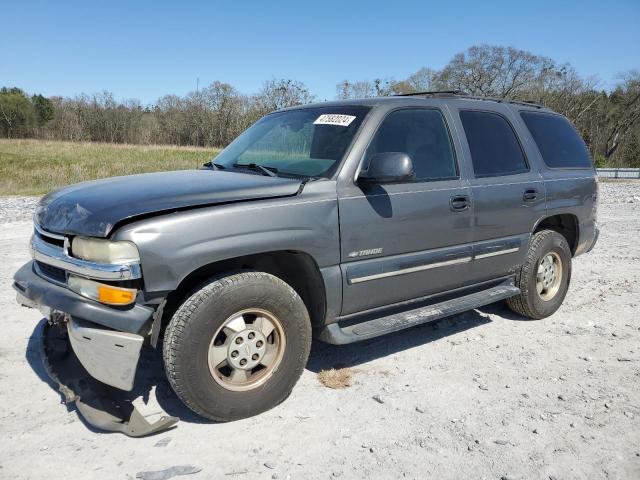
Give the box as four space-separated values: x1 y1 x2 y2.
68 275 137 306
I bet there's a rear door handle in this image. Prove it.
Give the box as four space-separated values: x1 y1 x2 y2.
450 195 470 212
523 189 538 202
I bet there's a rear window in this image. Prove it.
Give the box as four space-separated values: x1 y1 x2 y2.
459 110 528 177
520 112 592 168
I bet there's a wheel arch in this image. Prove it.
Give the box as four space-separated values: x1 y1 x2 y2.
532 213 579 255
162 250 327 330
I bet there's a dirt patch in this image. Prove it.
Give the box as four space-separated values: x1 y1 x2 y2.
317 367 355 389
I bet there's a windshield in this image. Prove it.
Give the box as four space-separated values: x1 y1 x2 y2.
213 106 370 178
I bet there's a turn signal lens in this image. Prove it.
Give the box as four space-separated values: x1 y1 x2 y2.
68 275 137 306
97 285 136 305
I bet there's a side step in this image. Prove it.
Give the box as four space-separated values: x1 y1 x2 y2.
318 282 520 345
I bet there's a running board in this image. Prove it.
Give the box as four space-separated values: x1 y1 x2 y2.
318 282 520 345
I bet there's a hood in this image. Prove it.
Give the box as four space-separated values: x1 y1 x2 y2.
35 170 303 237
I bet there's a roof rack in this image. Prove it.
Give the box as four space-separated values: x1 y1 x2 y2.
460 95 544 109
395 90 468 97
394 90 543 109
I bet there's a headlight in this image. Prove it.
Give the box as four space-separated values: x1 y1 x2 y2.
71 237 139 264
68 275 137 306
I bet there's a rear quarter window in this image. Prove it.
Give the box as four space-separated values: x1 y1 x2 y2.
520 111 593 168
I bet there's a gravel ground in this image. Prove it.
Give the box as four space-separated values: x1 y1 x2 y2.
0 181 639 480
0 196 39 223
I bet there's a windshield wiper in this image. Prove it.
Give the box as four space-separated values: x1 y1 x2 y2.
202 161 226 170
233 163 278 177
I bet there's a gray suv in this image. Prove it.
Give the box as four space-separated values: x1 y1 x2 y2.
14 92 599 435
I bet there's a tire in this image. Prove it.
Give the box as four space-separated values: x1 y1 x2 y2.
507 229 572 319
163 271 311 421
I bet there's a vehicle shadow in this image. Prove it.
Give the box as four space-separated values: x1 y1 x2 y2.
24 307 497 429
25 319 112 433
25 320 58 388
306 309 492 373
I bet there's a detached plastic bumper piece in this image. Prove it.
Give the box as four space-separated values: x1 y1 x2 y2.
67 317 143 391
41 321 178 437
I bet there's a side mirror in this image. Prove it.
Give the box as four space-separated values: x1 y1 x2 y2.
358 152 416 184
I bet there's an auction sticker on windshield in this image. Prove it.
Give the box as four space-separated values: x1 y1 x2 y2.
313 114 356 127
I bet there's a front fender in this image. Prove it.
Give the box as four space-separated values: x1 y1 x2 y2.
112 188 340 294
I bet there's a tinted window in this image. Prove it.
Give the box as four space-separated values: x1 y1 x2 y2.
460 110 528 177
365 109 457 181
520 112 592 168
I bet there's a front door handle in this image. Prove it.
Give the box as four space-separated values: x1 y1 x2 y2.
450 195 470 212
523 188 538 202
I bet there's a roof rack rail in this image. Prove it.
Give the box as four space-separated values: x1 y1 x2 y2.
395 90 544 109
521 99 544 107
462 95 544 109
395 90 468 97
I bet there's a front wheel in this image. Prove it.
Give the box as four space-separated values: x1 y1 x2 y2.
507 229 572 319
163 271 311 421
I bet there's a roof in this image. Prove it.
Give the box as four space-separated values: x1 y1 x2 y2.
282 92 551 113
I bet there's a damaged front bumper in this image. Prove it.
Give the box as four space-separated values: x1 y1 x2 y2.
17 287 143 391
14 261 178 436
67 316 144 391
14 262 150 391
39 319 178 437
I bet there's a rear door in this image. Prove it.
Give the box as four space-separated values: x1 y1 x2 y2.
518 110 598 255
453 107 546 282
338 107 475 315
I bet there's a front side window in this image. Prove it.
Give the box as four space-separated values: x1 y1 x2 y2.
213 106 370 178
520 111 593 168
460 110 528 177
364 108 458 181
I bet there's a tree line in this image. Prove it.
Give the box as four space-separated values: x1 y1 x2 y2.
1 45 639 167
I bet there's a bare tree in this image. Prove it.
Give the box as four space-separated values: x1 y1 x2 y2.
336 80 376 99
256 79 314 113
435 45 554 98
602 71 640 161
336 78 399 99
392 68 438 94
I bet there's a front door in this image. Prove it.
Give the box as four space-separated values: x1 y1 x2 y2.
338 107 475 315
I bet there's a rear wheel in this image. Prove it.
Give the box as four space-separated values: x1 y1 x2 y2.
507 229 572 319
163 271 311 421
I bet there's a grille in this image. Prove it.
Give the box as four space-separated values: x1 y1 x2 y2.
37 231 65 248
35 261 67 284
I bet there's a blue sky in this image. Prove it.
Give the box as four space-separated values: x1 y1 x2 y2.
2 0 639 104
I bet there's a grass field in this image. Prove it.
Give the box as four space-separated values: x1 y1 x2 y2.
0 139 221 196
